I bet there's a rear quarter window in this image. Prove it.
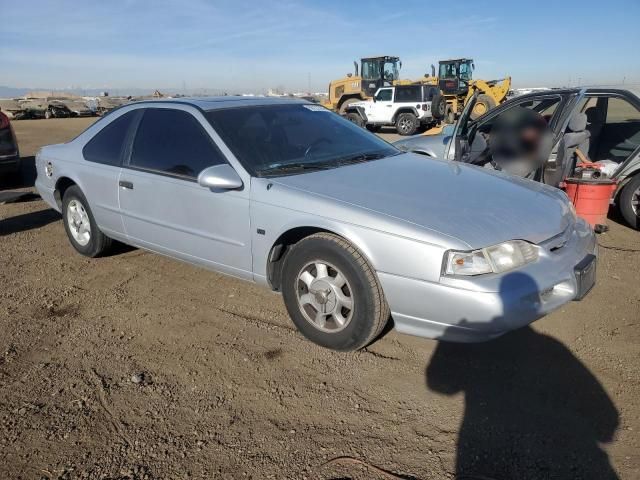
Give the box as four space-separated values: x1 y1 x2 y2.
82 111 138 166
395 86 421 103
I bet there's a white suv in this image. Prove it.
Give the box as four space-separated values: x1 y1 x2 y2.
344 85 444 135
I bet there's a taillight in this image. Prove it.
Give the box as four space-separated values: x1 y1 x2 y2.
0 111 9 129
421 104 429 111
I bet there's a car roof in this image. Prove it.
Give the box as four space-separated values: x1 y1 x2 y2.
126 96 309 112
511 87 640 102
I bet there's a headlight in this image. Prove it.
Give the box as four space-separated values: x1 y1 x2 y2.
444 240 538 276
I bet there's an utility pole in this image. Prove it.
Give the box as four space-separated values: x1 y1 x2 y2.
308 72 311 95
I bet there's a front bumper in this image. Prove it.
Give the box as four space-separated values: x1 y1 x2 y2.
379 218 597 342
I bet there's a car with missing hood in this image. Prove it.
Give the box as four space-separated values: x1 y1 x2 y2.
35 97 597 351
394 87 640 229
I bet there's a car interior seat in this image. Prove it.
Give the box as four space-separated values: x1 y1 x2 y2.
585 106 605 159
545 112 590 186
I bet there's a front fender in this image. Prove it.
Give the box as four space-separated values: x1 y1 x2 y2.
344 105 368 122
250 185 451 287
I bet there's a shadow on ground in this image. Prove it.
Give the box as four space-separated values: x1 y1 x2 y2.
425 272 619 479
0 208 60 236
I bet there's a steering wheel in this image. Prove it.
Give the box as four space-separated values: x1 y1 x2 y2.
304 137 332 159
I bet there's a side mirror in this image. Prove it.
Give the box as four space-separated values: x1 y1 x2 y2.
197 164 243 190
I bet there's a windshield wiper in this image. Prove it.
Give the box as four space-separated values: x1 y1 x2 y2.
259 151 398 177
333 151 396 166
259 161 334 176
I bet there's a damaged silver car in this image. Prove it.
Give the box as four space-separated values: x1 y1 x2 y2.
36 97 597 351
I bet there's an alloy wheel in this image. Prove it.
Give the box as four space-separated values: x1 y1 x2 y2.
399 118 412 134
631 185 640 216
295 261 354 333
66 199 91 246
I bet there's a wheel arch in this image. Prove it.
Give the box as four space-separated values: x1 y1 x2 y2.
392 107 419 123
344 105 368 122
53 176 79 209
266 223 377 292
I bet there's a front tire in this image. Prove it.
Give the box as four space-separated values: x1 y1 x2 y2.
281 233 389 351
62 185 112 257
620 174 640 230
345 112 364 128
396 112 418 136
470 94 497 120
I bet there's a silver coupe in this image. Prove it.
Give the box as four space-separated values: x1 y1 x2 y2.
35 97 597 351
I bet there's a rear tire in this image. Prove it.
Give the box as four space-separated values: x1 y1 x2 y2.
470 94 497 120
395 112 418 136
62 185 112 257
619 174 640 230
281 233 389 351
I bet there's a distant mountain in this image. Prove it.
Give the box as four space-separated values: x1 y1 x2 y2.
0 86 31 98
0 85 237 99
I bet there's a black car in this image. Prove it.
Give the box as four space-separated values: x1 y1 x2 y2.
0 110 20 176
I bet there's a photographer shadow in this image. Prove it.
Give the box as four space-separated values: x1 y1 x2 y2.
426 272 619 479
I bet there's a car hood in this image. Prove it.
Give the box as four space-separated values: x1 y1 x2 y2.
270 153 573 249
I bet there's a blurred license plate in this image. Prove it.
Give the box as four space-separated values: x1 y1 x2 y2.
574 254 596 300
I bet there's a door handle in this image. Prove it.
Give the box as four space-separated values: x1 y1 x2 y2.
119 180 133 190
386 105 392 107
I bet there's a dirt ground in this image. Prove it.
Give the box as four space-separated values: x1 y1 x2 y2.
1 117 638 480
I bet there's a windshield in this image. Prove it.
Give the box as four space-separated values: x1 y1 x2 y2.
206 104 399 177
383 60 399 83
459 61 473 81
439 63 456 79
361 59 381 80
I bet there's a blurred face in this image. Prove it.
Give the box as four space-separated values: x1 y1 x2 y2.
490 108 550 177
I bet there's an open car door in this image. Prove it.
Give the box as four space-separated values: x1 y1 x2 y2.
444 90 479 161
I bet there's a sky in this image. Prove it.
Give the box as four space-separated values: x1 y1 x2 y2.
1 0 639 94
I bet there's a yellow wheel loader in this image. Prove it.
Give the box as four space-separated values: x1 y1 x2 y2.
322 56 401 113
324 56 510 125
433 58 511 123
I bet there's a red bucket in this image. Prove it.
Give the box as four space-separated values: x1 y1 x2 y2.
564 178 617 229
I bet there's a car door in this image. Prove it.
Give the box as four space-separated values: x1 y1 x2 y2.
446 91 570 162
118 105 252 280
77 109 141 239
367 88 394 123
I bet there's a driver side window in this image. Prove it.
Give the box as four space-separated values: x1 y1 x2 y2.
477 96 562 134
375 89 392 102
129 108 226 180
